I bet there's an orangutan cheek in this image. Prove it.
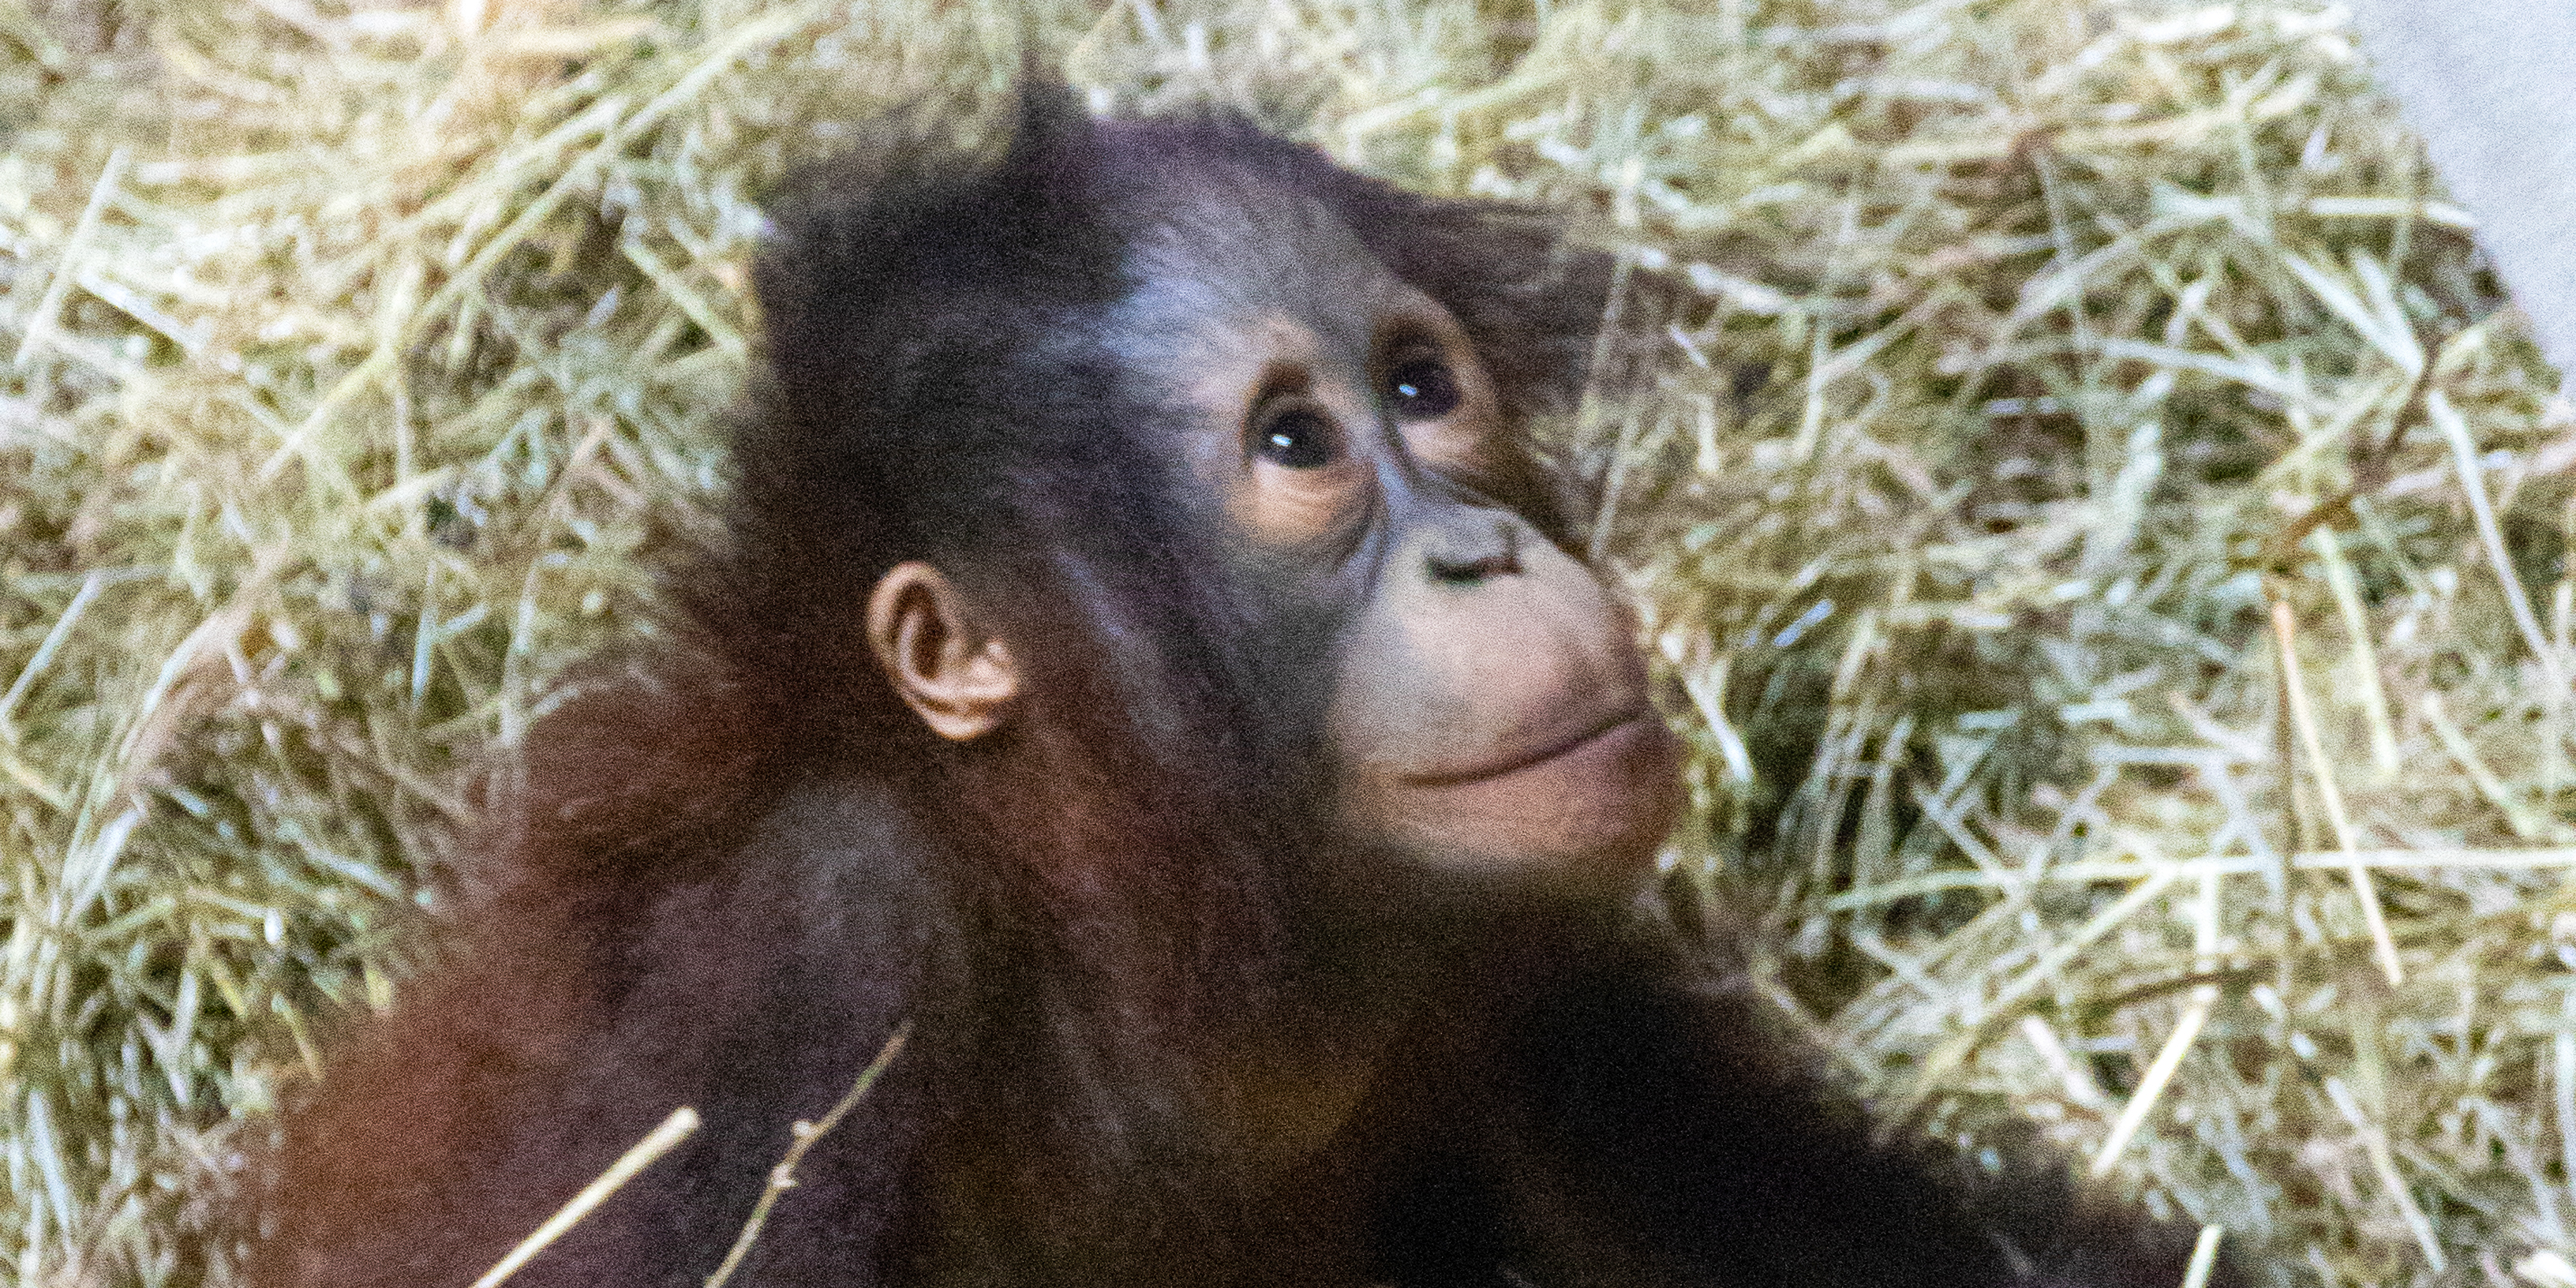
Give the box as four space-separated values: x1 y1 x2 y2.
1324 526 1682 886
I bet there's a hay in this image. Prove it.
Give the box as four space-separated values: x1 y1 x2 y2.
2 1 2570 1284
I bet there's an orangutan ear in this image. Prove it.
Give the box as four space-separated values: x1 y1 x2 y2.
863 561 1020 741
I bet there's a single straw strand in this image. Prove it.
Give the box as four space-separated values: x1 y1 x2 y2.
2179 1226 2226 1288
2325 1076 2446 1271
704 1022 913 1288
15 148 128 365
2091 984 2215 1176
2095 867 2225 1176
2271 600 2402 985
470 1106 700 1288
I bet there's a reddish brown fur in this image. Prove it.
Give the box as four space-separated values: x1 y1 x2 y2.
264 655 777 1271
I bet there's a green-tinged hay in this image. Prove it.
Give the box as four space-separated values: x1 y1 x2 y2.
2 2 2571 1285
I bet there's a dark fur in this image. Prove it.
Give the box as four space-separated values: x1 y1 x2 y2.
257 91 2236 1288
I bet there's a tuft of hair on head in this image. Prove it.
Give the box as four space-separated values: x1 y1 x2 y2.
710 83 1132 737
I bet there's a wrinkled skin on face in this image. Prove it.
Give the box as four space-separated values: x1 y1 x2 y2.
1100 157 1683 900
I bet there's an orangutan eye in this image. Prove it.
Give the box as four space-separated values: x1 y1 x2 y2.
1387 355 1461 419
1254 407 1339 469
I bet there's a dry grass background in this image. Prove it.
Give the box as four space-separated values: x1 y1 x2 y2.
3 1 2573 1284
